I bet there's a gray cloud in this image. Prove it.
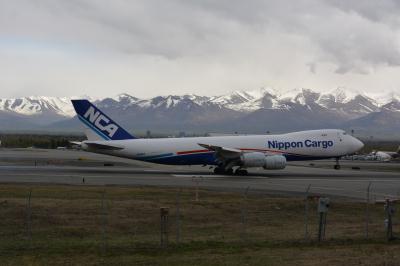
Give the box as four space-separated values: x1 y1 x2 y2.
327 0 400 24
0 0 400 97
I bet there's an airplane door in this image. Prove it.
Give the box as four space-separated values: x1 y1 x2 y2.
337 131 343 142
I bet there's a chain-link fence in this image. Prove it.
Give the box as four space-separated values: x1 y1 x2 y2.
0 183 398 254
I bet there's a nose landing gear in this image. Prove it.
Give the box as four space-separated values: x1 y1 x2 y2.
334 158 341 170
234 169 248 176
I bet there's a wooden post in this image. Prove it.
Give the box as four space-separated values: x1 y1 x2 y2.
160 207 169 248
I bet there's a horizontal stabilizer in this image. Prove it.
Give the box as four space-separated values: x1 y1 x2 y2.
85 142 124 150
69 141 82 146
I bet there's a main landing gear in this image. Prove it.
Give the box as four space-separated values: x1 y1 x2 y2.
213 167 233 175
213 167 248 176
334 157 341 170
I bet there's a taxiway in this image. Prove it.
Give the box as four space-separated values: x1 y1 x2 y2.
0 148 399 200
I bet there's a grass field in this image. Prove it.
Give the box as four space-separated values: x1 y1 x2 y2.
0 184 399 265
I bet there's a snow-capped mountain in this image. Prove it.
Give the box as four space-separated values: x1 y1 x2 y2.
3 88 396 117
209 88 284 111
210 87 397 116
0 96 74 117
0 95 98 117
0 88 399 136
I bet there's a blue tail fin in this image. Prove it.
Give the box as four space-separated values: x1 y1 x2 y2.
71 99 136 140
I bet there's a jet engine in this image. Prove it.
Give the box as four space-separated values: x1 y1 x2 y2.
264 154 287 169
240 152 286 169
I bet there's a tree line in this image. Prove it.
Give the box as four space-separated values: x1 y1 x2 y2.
0 134 85 149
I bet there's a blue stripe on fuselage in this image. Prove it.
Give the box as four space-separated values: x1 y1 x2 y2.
135 153 174 160
144 152 216 165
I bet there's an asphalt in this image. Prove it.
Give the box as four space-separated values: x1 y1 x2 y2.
0 148 399 200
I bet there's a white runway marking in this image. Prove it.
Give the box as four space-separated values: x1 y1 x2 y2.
173 174 213 178
270 178 400 182
0 173 115 179
171 174 261 178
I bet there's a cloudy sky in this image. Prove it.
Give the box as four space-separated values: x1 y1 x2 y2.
1 0 400 98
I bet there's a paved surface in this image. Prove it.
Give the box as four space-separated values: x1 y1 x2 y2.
0 148 399 200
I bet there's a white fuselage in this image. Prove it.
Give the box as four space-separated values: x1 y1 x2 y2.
374 151 399 161
82 129 364 166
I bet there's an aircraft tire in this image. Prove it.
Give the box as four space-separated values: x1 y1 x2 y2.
234 169 248 176
213 167 223 174
213 167 234 175
226 168 234 175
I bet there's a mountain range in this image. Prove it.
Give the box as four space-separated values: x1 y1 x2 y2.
1 88 399 139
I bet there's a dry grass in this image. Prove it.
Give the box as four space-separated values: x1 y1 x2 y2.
0 183 399 265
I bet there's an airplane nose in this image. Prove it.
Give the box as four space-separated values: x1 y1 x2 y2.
352 137 364 152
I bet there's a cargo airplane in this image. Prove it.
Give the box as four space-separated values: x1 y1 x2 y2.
371 147 400 161
71 100 364 175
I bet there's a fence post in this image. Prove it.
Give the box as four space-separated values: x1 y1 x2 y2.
176 189 182 244
241 187 250 242
384 199 395 241
317 197 330 242
192 176 203 202
25 188 32 244
160 207 169 248
365 182 372 239
101 190 108 254
304 184 311 241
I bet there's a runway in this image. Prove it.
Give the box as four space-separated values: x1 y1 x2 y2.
0 148 399 200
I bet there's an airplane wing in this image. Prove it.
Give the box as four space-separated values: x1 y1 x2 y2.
198 143 242 159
